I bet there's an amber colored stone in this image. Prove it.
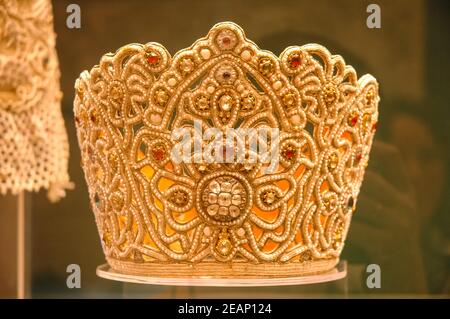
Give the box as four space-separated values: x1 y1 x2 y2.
362 112 372 131
323 192 337 210
322 84 338 106
328 152 339 170
283 92 296 108
366 89 374 105
90 110 98 123
102 232 112 246
76 86 84 100
334 227 343 242
258 58 273 76
219 94 233 111
155 89 169 106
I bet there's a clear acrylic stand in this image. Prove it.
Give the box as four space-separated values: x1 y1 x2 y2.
96 261 348 298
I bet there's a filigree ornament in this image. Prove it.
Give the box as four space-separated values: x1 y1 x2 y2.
74 22 379 278
0 0 71 201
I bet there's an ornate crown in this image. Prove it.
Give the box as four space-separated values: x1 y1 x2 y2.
74 22 379 281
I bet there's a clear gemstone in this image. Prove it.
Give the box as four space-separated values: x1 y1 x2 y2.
218 193 231 206
200 48 211 60
221 181 232 193
208 193 218 204
207 204 219 216
283 92 296 108
167 78 177 87
241 50 251 61
229 206 240 217
203 226 211 236
231 195 242 206
218 206 228 216
237 228 245 237
209 180 221 193
259 58 273 76
219 94 233 111
179 58 194 74
216 238 232 255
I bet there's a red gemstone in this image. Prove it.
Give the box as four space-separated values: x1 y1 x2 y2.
147 53 160 65
350 116 358 127
372 122 378 131
152 148 166 161
222 37 231 45
356 153 362 162
289 54 301 68
283 149 296 160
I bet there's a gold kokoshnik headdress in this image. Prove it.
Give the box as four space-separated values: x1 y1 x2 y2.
74 22 379 280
